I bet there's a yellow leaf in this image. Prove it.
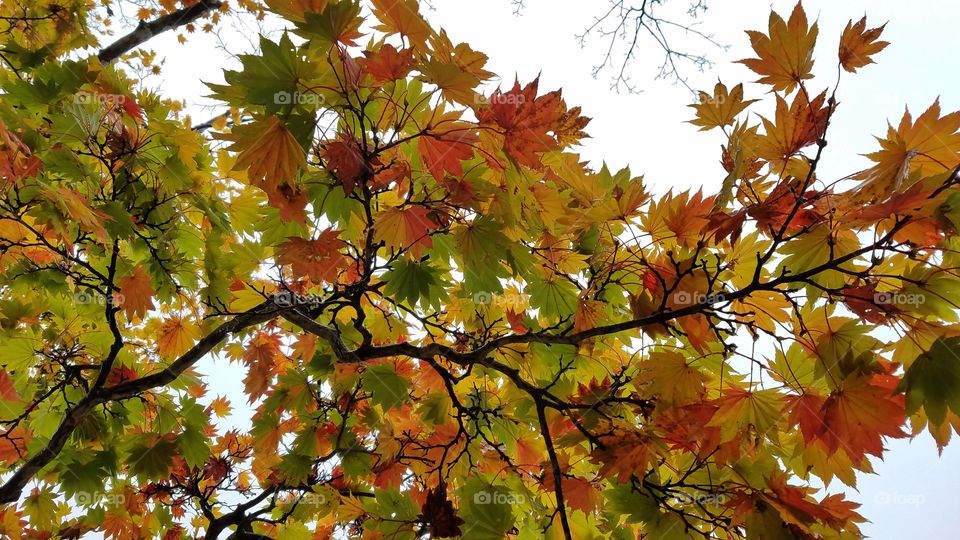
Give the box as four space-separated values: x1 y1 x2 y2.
838 17 889 73
688 82 757 131
156 316 200 360
370 0 432 49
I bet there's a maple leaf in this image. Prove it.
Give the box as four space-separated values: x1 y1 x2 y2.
360 44 414 82
0 370 20 403
748 179 823 234
320 133 372 194
816 374 907 460
418 116 478 181
156 316 201 360
764 474 864 531
739 2 818 93
224 115 307 192
430 29 492 75
856 100 960 200
897 337 960 427
707 387 783 440
562 476 600 514
688 82 757 131
476 77 589 169
243 332 282 401
116 266 156 322
419 481 464 538
590 430 654 482
370 0 432 49
293 1 363 46
374 205 438 256
756 90 830 167
43 187 113 244
840 284 898 324
209 396 232 418
0 427 31 464
0 121 42 186
636 351 708 408
277 229 349 283
838 17 889 73
264 0 329 23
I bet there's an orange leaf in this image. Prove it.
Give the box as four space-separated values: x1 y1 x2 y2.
320 134 372 194
838 17 889 73
277 229 348 284
561 476 599 514
417 118 477 181
156 316 200 360
360 44 414 83
243 332 282 401
756 90 830 167
209 396 231 418
374 206 438 256
116 266 156 322
370 0 432 49
0 370 20 402
476 77 588 169
0 121 42 187
0 426 31 464
856 100 960 200
817 374 906 460
226 115 306 192
738 2 818 93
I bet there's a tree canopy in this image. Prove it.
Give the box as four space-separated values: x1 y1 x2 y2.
1 0 959 538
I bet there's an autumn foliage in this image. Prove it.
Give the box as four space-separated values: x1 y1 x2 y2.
1 0 960 539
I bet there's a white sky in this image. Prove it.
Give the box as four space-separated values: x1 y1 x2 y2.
135 0 960 536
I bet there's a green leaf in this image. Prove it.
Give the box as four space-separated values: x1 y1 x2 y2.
362 364 409 410
126 435 177 481
526 274 578 320
210 33 303 113
898 336 960 425
177 426 210 469
416 392 451 425
605 483 659 524
460 478 516 540
382 257 449 310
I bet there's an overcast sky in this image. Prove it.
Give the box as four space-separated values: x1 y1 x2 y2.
138 0 960 536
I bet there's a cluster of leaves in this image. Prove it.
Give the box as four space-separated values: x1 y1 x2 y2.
0 0 959 538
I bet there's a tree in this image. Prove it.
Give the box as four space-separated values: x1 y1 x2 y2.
0 0 958 538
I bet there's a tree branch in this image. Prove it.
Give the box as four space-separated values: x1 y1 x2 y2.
97 0 223 64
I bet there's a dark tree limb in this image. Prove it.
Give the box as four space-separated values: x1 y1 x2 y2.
97 0 223 64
